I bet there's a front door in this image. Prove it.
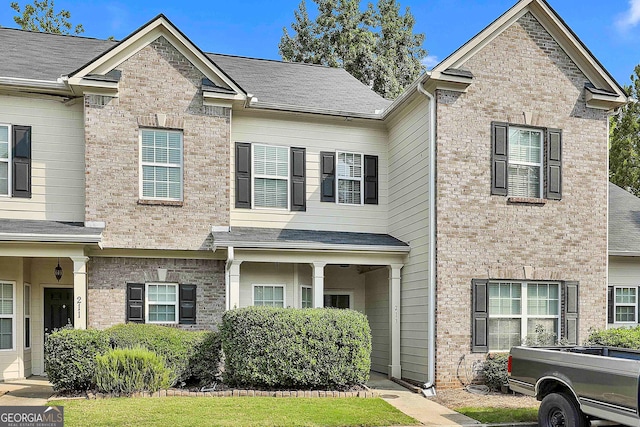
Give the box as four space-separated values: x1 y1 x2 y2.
44 288 73 334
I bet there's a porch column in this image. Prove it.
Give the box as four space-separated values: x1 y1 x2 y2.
228 261 242 310
389 263 403 378
71 256 89 330
312 262 326 308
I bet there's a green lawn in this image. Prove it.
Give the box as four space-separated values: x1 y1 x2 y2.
455 406 538 424
49 397 419 427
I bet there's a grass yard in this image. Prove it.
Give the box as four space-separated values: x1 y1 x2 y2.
455 406 538 424
49 396 419 427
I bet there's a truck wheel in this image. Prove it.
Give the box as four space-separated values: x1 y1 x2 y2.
539 392 587 427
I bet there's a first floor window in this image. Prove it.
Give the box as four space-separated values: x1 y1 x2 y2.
0 283 13 350
141 129 183 200
146 284 178 323
324 293 352 309
614 287 637 323
337 151 363 205
253 144 289 209
24 284 30 349
127 283 196 325
301 286 312 308
253 285 285 307
486 281 559 351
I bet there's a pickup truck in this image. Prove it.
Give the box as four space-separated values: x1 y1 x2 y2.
508 346 640 427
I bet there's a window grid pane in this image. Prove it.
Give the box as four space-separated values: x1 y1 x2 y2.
254 285 284 307
488 318 521 351
338 179 361 205
527 283 559 316
616 306 636 322
141 130 182 200
489 283 521 315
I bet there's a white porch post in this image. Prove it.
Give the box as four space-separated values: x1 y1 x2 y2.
228 261 242 310
389 263 403 378
71 256 89 330
312 262 326 308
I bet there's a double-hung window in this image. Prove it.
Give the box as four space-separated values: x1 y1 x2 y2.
253 285 285 307
488 282 560 351
253 144 289 209
126 283 196 325
613 287 637 323
146 284 178 324
337 152 363 205
320 151 378 205
141 129 183 201
301 286 313 308
0 283 14 350
507 127 543 198
0 124 31 198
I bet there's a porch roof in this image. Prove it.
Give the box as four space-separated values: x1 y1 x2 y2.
0 219 102 244
212 227 410 253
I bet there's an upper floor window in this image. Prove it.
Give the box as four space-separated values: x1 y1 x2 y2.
140 129 183 201
0 124 32 199
321 151 378 205
253 144 289 209
337 152 363 205
491 122 562 201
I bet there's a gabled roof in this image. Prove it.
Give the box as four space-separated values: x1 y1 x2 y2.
609 183 640 255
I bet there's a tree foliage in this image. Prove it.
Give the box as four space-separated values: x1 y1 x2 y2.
11 0 84 35
610 65 640 196
279 0 426 99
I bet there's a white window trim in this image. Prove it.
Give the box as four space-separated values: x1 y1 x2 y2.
145 283 179 325
323 290 354 309
336 151 364 206
138 129 184 202
300 285 312 308
252 284 286 307
488 281 561 351
507 126 544 199
0 281 15 352
251 144 290 211
0 123 11 198
24 283 30 350
614 286 638 324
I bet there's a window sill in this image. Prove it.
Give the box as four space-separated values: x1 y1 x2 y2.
138 199 183 207
507 197 546 206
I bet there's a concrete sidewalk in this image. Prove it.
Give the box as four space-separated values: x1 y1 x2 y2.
0 376 53 406
367 372 479 426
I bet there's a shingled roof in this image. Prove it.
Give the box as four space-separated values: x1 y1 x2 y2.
609 182 640 254
0 26 390 116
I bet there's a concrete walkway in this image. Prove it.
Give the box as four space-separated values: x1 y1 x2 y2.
367 372 479 426
0 376 53 406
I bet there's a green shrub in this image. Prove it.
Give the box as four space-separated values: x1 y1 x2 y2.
482 353 509 391
106 324 221 386
95 347 172 394
221 307 371 390
586 326 640 348
44 328 110 392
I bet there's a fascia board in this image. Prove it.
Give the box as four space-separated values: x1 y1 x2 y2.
213 240 410 253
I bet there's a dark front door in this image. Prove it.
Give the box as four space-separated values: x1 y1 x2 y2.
44 288 73 334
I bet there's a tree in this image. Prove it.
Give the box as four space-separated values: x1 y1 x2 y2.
279 0 426 99
610 65 640 196
11 0 84 35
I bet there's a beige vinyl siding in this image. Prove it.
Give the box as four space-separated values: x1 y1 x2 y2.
0 94 85 221
608 256 640 326
231 111 388 233
365 267 389 374
386 94 431 382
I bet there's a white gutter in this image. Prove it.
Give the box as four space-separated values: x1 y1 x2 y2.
213 241 410 253
417 76 437 396
0 76 69 92
225 246 234 311
0 233 102 244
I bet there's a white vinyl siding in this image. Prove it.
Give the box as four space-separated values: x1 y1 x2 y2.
253 144 289 209
0 283 14 350
253 285 285 307
615 287 637 323
140 129 183 201
488 282 560 351
508 127 543 198
0 125 9 196
337 151 363 205
146 283 178 324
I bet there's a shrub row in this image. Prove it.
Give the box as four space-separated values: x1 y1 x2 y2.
221 306 371 390
585 326 640 348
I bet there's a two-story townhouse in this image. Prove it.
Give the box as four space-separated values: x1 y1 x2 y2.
0 0 627 389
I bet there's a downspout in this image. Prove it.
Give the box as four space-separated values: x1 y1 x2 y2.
417 78 437 396
225 246 234 311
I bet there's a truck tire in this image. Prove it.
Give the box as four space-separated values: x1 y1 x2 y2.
538 392 587 427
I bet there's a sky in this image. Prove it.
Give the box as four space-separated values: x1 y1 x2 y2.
2 0 640 87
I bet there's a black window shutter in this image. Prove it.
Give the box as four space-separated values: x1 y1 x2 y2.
320 152 335 202
491 122 508 196
364 155 378 205
126 283 145 323
290 147 306 211
235 142 251 208
472 279 489 353
546 129 562 200
563 281 579 345
607 286 614 324
179 284 197 324
12 125 31 198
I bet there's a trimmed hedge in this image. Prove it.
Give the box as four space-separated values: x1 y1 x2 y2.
95 347 172 394
106 324 221 387
586 326 640 348
221 306 371 390
44 328 110 392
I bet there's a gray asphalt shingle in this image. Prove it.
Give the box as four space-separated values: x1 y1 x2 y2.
609 182 640 253
0 219 102 242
